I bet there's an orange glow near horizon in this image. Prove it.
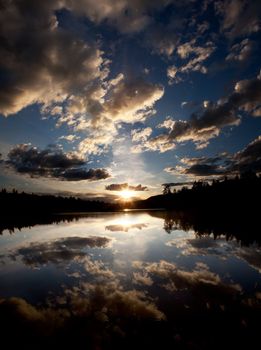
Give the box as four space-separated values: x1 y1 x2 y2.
119 190 135 201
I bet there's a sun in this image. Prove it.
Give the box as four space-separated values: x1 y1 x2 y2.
120 190 135 200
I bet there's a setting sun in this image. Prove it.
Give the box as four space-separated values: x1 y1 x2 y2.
120 190 135 200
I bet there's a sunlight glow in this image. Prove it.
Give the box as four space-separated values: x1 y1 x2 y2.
120 190 135 200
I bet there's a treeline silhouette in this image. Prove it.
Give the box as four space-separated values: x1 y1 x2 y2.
134 172 261 214
133 172 261 245
0 189 120 216
1 172 260 242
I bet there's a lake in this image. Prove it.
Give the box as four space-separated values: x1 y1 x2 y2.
0 210 260 349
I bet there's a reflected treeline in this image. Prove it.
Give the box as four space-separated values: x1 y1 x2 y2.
149 210 261 246
0 213 118 235
1 209 261 246
0 214 81 235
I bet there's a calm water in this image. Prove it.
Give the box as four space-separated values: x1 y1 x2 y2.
0 211 260 349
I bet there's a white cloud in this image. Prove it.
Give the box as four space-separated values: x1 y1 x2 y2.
131 127 152 142
59 135 80 143
139 70 261 152
167 39 215 84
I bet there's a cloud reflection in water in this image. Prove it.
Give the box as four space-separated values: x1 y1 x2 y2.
0 212 261 349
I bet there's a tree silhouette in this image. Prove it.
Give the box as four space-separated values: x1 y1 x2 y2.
162 184 172 195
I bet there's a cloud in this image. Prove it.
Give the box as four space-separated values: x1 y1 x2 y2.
102 76 163 124
105 183 148 191
146 23 179 57
5 144 110 181
62 74 163 129
131 127 152 142
131 133 176 153
63 75 163 156
181 101 199 109
59 135 80 143
133 271 153 286
133 260 241 292
0 0 107 117
184 162 228 177
77 128 117 156
167 39 215 84
161 181 194 187
166 155 229 177
167 134 261 177
0 1 165 160
144 3 193 57
197 21 209 34
215 0 261 38
67 0 174 34
167 65 179 85
144 70 261 151
10 236 111 267
231 135 261 173
236 247 261 273
226 38 254 62
0 284 165 344
0 1 166 117
105 224 147 232
177 40 215 69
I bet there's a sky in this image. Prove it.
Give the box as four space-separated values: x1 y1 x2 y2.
0 0 261 201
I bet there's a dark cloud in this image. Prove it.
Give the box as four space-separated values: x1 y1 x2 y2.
0 284 164 343
105 183 148 191
215 0 261 38
236 247 261 273
56 168 110 181
8 144 84 169
145 22 179 57
5 144 110 181
67 0 174 34
226 39 254 62
168 155 229 177
10 236 111 266
162 182 194 187
231 135 261 173
184 163 227 176
169 135 261 177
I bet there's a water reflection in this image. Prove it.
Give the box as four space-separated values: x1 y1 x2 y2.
0 211 261 349
2 210 260 246
10 236 111 266
105 223 148 232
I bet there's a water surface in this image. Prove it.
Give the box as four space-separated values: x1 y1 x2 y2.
0 211 260 349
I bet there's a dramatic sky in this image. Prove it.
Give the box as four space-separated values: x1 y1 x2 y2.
0 0 261 200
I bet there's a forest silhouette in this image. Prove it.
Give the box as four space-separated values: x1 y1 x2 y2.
133 171 261 213
1 171 260 243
